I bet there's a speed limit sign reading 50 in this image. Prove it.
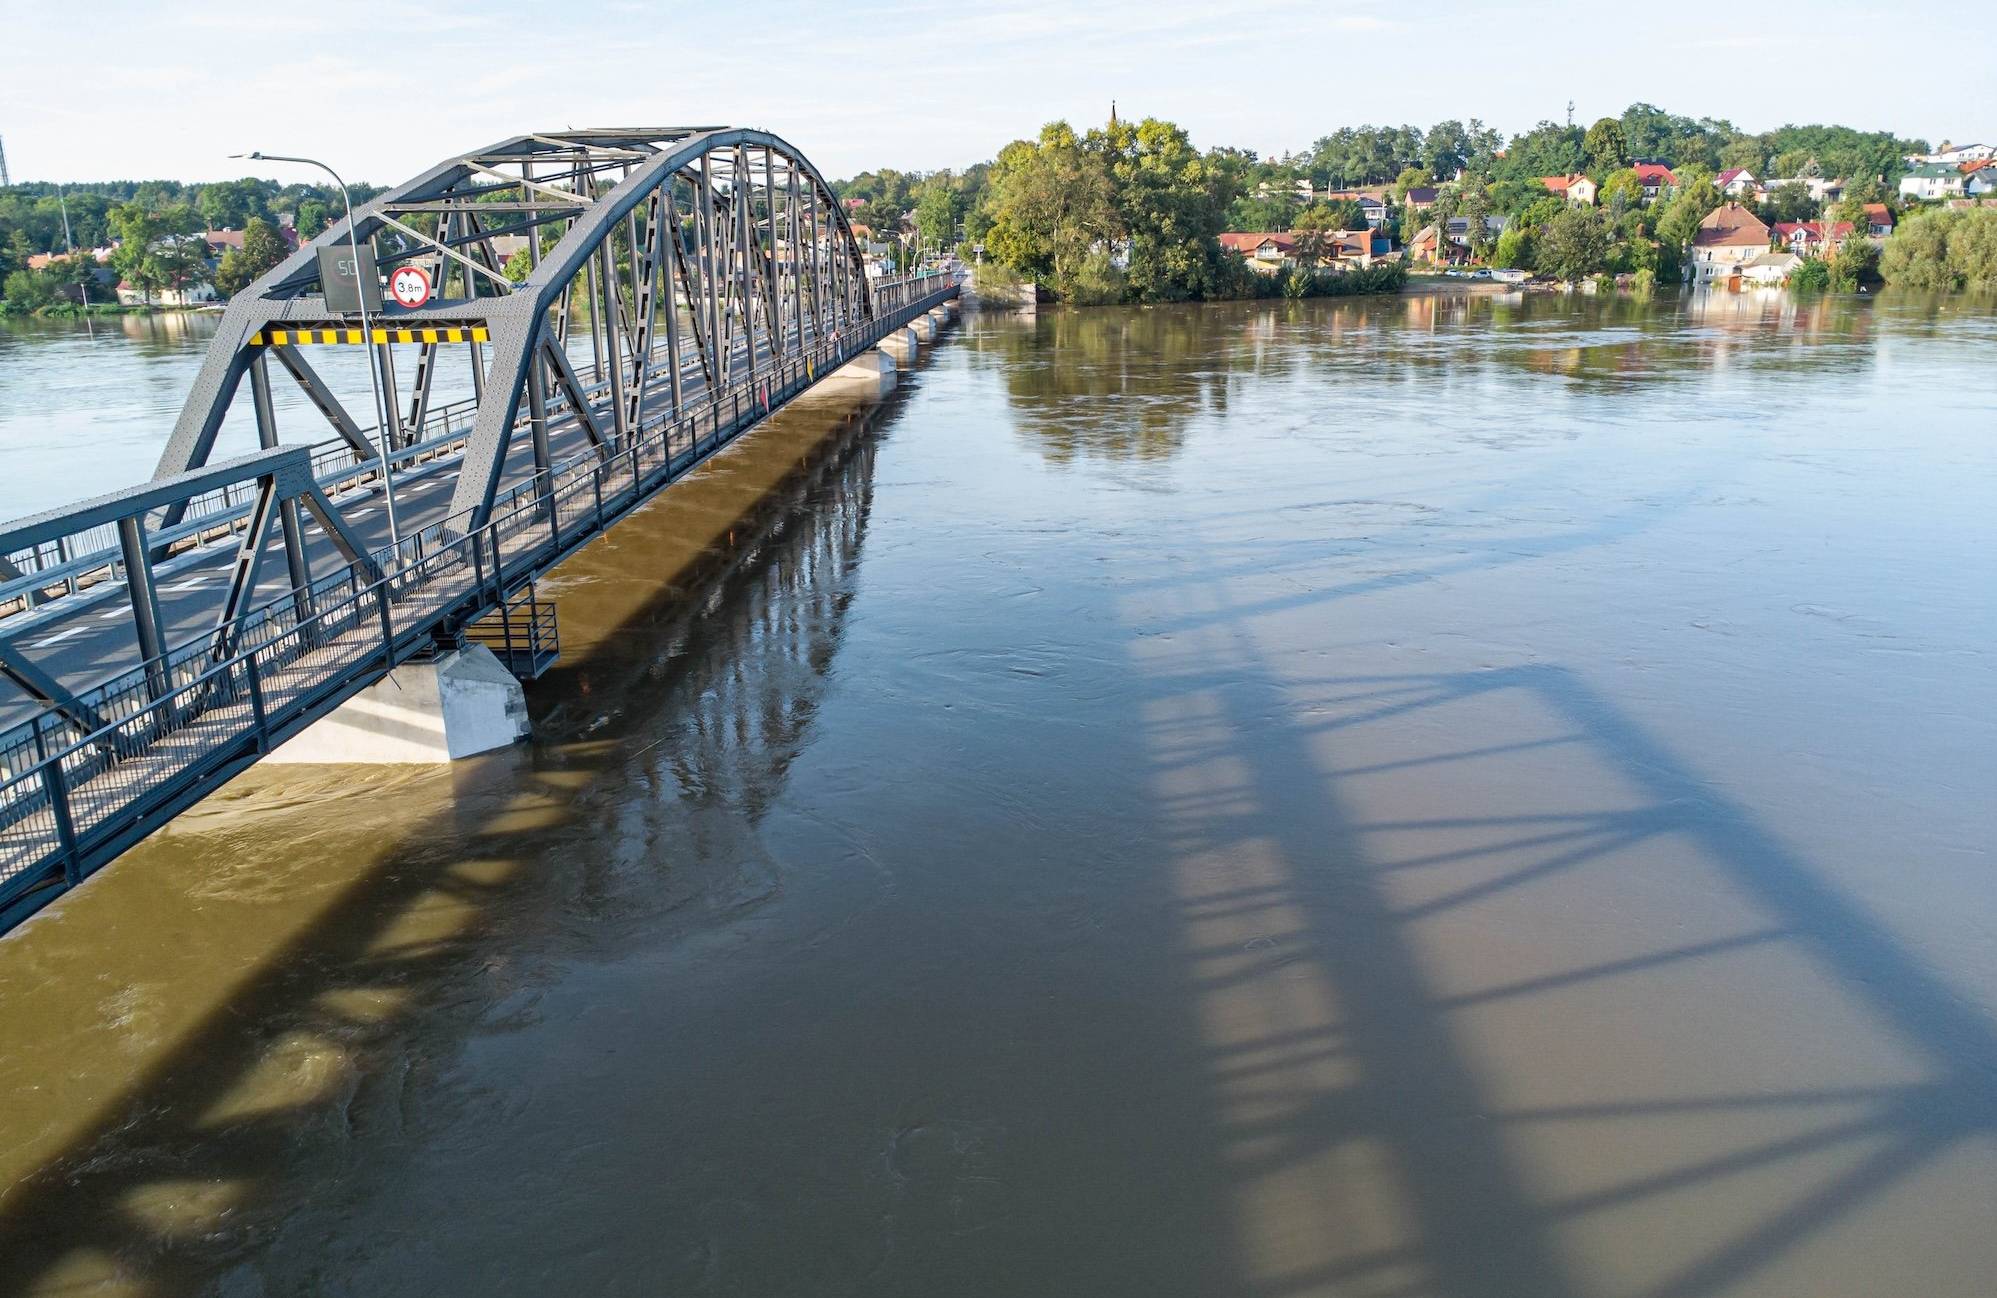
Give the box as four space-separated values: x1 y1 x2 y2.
389 265 433 309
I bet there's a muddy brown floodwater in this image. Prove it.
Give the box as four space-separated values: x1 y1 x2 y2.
1 290 1995 1297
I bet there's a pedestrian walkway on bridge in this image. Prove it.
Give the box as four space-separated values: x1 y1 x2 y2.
0 127 961 931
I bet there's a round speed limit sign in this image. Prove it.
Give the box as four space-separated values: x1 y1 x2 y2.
389 264 433 309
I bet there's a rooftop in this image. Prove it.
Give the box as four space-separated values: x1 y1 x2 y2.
1692 203 1772 248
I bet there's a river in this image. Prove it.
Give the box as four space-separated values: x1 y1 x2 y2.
1 290 1994 1296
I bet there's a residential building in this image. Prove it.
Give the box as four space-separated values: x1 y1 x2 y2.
1443 215 1506 251
116 279 217 307
1403 187 1440 212
1740 250 1802 285
1540 173 1598 205
1772 220 1854 258
1324 230 1389 268
1965 161 1997 197
1631 162 1678 202
1321 190 1389 228
1716 168 1763 200
1898 163 1964 200
1219 231 1295 272
1862 203 1896 238
1407 223 1469 266
1766 174 1845 204
1909 142 1995 165
1689 203 1773 286
1256 177 1314 204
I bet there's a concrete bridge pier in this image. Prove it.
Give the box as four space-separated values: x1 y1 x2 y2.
266 644 531 764
909 314 938 345
878 325 921 366
814 348 898 400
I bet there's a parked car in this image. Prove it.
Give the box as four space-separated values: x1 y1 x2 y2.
1470 268 1493 280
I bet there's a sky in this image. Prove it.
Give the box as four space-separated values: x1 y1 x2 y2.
2 0 1992 188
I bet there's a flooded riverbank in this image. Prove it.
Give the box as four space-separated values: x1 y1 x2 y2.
2 292 1994 1296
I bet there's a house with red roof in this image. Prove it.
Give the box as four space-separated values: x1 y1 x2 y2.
1631 162 1678 202
1541 173 1598 205
1861 204 1895 239
1689 203 1772 286
1772 220 1855 258
1219 231 1296 272
1716 168 1763 200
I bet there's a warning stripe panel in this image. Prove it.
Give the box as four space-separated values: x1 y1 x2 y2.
251 326 490 346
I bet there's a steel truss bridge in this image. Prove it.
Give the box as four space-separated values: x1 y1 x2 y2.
0 127 958 930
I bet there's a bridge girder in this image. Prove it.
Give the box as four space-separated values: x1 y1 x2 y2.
155 128 879 533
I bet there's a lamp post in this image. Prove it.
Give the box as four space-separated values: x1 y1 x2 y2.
54 183 93 333
231 150 401 563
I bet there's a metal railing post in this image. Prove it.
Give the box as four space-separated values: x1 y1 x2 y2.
246 653 269 751
377 584 395 673
45 759 81 885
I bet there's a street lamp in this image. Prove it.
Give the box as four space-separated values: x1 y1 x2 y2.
54 183 93 334
231 150 401 563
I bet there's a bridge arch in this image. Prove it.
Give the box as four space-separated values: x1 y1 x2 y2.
156 128 887 527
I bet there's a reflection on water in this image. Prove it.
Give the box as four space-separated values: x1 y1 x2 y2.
0 292 1994 1296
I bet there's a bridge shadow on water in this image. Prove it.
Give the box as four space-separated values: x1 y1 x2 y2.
0 390 904 1294
1113 537 1994 1296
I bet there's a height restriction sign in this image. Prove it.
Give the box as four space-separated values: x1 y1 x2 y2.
389 264 433 309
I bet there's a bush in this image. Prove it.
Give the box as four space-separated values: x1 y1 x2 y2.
1830 238 1879 291
1880 206 1997 291
1790 258 1831 292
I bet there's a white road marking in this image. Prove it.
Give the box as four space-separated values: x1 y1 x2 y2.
31 625 88 649
163 578 209 591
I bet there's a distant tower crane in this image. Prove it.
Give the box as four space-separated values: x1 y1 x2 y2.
0 136 11 188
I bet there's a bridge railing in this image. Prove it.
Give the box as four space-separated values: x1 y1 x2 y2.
0 275 958 921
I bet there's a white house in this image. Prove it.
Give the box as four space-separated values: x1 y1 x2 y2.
1766 175 1844 204
1740 250 1802 285
1965 164 1997 197
1899 163 1966 200
1716 168 1761 199
1910 142 1995 165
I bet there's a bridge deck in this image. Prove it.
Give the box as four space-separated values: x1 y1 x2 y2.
0 279 955 928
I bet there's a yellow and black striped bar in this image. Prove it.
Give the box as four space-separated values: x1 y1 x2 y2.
251 325 491 347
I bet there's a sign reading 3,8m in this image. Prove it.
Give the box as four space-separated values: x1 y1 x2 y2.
389 264 433 309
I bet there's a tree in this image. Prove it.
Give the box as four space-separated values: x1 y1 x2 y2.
1536 207 1610 281
1829 236 1877 290
981 121 1118 295
1584 118 1630 174
1654 172 1722 256
296 199 330 237
1600 168 1645 212
1880 206 1997 290
108 202 205 305
1492 226 1532 270
1762 181 1816 223
2 268 56 311
1299 198 1367 232
1422 120 1471 179
1099 115 1236 303
914 183 964 252
1391 166 1432 203
212 216 287 296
